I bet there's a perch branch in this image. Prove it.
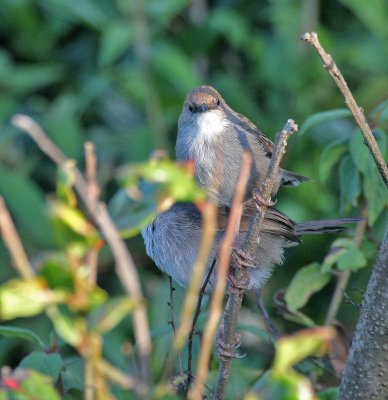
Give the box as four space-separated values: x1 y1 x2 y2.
213 120 298 400
301 32 388 187
12 115 151 384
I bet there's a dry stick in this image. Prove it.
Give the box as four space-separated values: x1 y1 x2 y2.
301 32 388 187
11 115 152 384
188 153 252 400
214 120 298 400
84 142 100 285
325 206 368 325
0 197 35 279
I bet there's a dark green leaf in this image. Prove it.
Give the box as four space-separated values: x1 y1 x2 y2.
339 155 361 209
0 168 55 247
0 326 46 349
319 142 347 183
99 23 134 66
363 159 388 225
299 109 352 136
19 351 63 381
318 387 340 400
285 263 331 311
349 129 374 173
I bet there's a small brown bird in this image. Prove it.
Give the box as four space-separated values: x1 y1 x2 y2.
142 202 358 291
176 86 308 206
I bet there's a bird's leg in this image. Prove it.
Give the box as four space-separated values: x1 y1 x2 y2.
228 248 252 294
216 323 245 361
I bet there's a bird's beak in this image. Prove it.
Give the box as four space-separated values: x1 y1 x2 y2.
199 103 208 112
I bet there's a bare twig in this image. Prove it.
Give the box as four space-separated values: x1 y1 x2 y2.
167 277 184 377
12 115 151 384
325 206 368 325
84 142 100 285
188 153 252 400
186 258 216 390
301 32 388 187
255 289 280 339
213 120 298 399
0 196 35 279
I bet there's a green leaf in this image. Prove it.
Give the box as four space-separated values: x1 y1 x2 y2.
273 327 335 373
0 278 67 320
20 370 61 400
299 109 352 136
319 142 347 183
152 43 200 92
56 161 77 207
0 325 46 349
251 369 316 400
0 168 55 247
363 159 388 225
45 94 84 160
339 154 361 209
93 298 138 334
318 387 339 400
99 22 134 66
109 184 158 238
209 9 248 48
19 352 63 381
115 158 206 237
340 0 388 41
349 129 374 173
47 307 85 346
322 238 367 272
50 202 99 243
285 263 331 311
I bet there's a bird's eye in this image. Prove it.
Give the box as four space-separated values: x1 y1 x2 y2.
188 105 194 112
216 99 220 106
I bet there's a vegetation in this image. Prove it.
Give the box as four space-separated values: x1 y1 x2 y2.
0 1 387 399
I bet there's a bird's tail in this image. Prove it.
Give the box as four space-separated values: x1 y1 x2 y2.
280 169 310 187
295 218 361 236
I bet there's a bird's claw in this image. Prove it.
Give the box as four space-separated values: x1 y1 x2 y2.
253 188 277 207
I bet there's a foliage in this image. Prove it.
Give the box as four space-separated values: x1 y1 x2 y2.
0 0 387 398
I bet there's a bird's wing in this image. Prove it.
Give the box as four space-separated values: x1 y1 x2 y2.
217 201 300 243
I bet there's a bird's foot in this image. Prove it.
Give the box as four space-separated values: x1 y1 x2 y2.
216 326 245 362
253 188 277 208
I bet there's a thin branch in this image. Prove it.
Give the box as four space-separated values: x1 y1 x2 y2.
187 258 216 390
188 153 252 400
325 205 368 325
12 114 151 384
84 142 100 285
167 277 184 377
301 32 388 187
213 120 298 399
0 196 35 279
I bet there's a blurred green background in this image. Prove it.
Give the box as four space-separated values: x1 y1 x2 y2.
0 0 387 391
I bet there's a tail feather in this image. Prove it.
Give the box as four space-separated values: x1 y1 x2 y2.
281 169 310 187
296 218 361 236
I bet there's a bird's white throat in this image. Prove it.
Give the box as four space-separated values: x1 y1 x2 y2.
194 110 225 141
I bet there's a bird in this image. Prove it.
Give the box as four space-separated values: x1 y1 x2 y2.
142 201 358 292
176 85 308 206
